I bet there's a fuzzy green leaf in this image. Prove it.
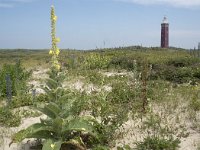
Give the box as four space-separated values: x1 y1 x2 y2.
62 117 98 137
46 78 59 90
40 118 53 126
12 123 55 142
38 102 61 119
58 94 72 102
56 87 64 97
52 117 63 135
60 98 76 118
42 139 62 150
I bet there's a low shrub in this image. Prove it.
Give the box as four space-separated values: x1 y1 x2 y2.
117 145 132 150
189 94 200 112
108 56 139 70
167 57 200 67
10 94 33 108
0 107 21 127
85 70 105 85
150 64 200 84
136 113 181 150
106 81 136 104
147 80 171 102
0 60 31 97
82 52 111 70
136 136 180 150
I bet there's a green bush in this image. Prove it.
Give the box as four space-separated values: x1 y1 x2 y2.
149 56 200 84
83 52 111 70
136 136 180 150
147 80 171 102
62 53 84 69
117 145 132 150
0 60 31 97
0 107 21 127
150 64 199 84
85 71 105 85
108 56 138 70
107 81 136 104
189 94 200 112
10 94 33 108
90 92 130 145
167 57 200 67
193 68 200 79
161 67 193 84
136 113 181 150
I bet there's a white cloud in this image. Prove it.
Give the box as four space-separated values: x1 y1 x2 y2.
0 0 36 8
114 0 200 8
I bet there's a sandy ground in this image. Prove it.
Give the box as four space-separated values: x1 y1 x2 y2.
1 69 200 150
113 100 200 150
113 118 200 150
28 68 49 94
63 80 112 94
0 115 46 150
1 112 200 150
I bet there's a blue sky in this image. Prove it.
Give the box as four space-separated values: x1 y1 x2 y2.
0 0 200 50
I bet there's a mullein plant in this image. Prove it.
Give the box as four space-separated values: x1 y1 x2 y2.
11 5 101 150
44 5 65 102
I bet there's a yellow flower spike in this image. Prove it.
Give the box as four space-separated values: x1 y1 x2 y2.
55 48 60 56
55 37 60 43
55 64 61 70
49 50 53 55
50 144 55 149
49 5 61 71
53 16 57 21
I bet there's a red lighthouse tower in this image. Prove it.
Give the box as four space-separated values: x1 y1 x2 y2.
161 16 169 48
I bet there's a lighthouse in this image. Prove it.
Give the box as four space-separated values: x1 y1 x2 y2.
161 16 169 48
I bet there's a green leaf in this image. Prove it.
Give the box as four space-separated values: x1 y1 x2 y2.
12 123 55 142
40 118 53 126
56 87 64 97
58 94 72 102
52 117 63 135
62 117 98 138
42 139 62 150
38 102 61 119
46 78 59 90
60 98 77 118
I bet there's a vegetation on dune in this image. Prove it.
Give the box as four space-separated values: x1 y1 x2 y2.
0 60 31 98
1 3 200 150
10 5 123 150
1 47 200 149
